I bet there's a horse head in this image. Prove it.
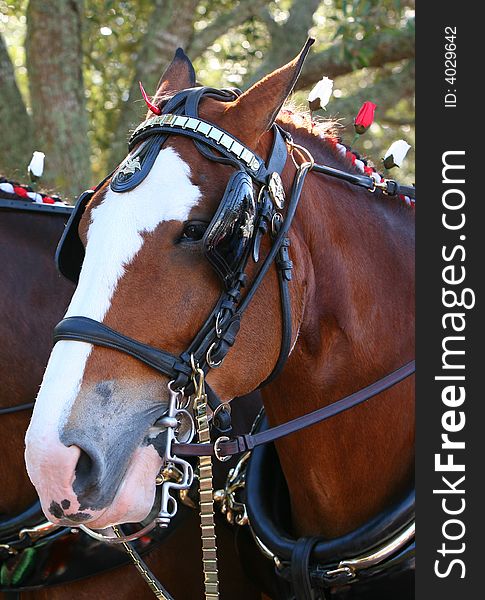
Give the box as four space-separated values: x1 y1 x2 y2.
25 45 311 528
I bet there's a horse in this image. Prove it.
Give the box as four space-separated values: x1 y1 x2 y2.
0 186 74 519
0 184 261 599
24 40 414 600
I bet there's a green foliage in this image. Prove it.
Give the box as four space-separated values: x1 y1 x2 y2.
1 0 415 189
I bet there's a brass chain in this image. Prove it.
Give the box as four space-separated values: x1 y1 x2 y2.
112 525 174 600
112 366 220 600
192 366 220 600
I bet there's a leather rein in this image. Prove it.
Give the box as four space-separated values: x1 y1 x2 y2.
176 360 415 460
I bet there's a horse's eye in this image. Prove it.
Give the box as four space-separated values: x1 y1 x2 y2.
181 221 208 242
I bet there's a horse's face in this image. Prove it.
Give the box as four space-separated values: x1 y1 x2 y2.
25 48 307 528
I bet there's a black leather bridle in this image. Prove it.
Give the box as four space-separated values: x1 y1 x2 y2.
53 84 416 457
6 83 416 600
54 85 302 401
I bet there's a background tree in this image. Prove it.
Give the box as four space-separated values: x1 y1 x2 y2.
0 0 415 200
26 0 90 193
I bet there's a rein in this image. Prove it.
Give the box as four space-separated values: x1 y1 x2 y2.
0 402 34 416
174 360 415 459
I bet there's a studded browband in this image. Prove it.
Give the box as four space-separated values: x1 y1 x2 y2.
130 113 262 172
129 113 416 200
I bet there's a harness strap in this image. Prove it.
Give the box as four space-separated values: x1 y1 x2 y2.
0 402 34 416
259 246 293 387
291 537 325 600
175 359 415 458
54 316 191 379
311 163 416 199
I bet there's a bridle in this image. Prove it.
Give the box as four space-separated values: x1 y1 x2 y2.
54 86 302 392
54 85 415 398
41 84 415 598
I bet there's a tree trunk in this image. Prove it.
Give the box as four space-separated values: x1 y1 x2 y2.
25 0 90 199
0 34 34 180
109 0 199 168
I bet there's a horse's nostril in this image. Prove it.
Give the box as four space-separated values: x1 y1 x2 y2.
70 442 104 503
75 447 94 482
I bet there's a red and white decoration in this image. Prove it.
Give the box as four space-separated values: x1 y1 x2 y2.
0 177 68 206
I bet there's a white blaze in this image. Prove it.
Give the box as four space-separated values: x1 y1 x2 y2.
26 147 201 456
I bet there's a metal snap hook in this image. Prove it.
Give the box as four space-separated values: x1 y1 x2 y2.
215 311 224 337
271 212 283 236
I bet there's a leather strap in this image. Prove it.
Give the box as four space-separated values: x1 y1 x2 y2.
0 401 34 416
175 359 415 458
0 198 72 215
312 163 416 199
54 316 191 379
291 537 324 600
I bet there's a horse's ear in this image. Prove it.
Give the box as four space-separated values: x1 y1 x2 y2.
228 38 314 140
155 48 196 98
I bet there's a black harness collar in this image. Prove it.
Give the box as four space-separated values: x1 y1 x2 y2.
244 421 415 599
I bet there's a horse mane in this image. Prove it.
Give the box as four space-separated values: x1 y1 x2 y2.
276 105 414 211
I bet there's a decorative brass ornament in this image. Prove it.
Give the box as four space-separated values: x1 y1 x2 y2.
214 452 250 526
268 172 285 209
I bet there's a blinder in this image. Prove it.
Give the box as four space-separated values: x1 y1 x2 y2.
55 170 256 291
203 170 256 289
55 189 95 284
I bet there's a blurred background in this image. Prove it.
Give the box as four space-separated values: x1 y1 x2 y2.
0 0 414 201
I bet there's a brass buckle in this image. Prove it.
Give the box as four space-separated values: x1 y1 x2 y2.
368 177 388 194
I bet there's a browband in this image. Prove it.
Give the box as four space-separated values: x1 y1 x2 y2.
128 113 416 200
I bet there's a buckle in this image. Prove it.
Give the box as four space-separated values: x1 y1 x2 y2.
206 342 223 368
214 436 231 462
384 179 398 196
